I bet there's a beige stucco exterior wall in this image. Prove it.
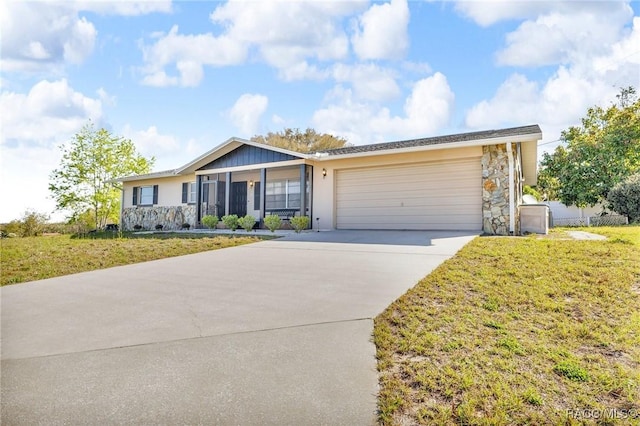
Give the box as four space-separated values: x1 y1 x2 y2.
311 146 483 230
122 175 195 208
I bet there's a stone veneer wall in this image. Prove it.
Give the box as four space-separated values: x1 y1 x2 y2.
481 144 515 235
122 205 196 231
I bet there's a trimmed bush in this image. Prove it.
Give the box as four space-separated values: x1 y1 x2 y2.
264 214 282 232
608 173 640 223
201 215 219 229
181 223 191 230
133 224 143 231
155 224 163 230
221 214 239 231
238 215 256 232
290 215 310 233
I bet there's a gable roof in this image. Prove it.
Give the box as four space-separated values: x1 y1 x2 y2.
176 137 307 174
315 124 542 157
116 125 542 182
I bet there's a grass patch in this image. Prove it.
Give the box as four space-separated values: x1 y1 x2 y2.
374 226 640 425
1 233 266 285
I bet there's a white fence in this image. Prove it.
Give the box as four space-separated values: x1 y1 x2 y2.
547 201 628 227
551 215 628 227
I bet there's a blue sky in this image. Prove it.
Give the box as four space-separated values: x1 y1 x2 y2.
1 0 639 222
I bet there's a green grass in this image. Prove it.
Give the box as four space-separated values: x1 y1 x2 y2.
374 226 640 425
1 233 265 285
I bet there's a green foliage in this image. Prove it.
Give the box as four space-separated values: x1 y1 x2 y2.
221 214 239 231
49 121 154 229
538 87 640 207
201 215 219 229
523 185 542 202
238 215 256 232
607 173 640 223
251 128 349 153
289 215 310 233
553 360 590 382
0 210 50 237
264 214 282 232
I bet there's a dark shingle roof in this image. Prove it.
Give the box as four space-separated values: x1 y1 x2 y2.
319 124 542 156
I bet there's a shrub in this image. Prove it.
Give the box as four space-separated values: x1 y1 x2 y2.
290 215 310 233
155 224 163 230
181 223 191 230
264 214 282 232
523 185 542 201
133 224 143 231
221 214 239 231
608 173 640 223
238 215 256 232
201 215 219 229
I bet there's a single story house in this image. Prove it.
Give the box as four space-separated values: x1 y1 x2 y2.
115 124 542 235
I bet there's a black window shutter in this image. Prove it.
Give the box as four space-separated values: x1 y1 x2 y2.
182 183 188 203
132 186 138 205
153 185 159 204
254 181 261 208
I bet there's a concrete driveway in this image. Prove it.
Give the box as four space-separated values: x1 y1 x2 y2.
1 230 476 425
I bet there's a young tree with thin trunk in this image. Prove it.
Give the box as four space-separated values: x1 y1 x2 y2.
49 122 154 229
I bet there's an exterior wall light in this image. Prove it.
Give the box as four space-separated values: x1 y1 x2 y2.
322 168 327 178
249 180 254 188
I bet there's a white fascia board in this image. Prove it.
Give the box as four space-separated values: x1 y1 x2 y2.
315 132 543 161
114 170 178 183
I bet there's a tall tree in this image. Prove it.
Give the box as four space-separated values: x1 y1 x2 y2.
49 122 154 229
538 87 640 207
251 128 349 153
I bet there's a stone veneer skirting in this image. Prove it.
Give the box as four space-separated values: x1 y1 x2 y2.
122 205 196 231
481 144 512 235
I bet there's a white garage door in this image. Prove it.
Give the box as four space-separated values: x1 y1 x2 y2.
335 158 482 230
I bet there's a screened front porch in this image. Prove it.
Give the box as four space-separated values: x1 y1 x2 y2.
196 164 312 227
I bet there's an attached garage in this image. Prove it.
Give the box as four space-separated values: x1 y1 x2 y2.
335 158 482 230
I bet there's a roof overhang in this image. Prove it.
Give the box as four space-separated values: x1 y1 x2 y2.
313 131 542 161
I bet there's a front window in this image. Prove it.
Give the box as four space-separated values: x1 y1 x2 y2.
188 182 196 203
266 179 300 209
140 186 154 205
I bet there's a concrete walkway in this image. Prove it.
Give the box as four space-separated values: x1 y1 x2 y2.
1 230 476 425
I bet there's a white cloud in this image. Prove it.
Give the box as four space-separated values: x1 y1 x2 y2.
139 26 246 87
352 0 410 60
331 63 400 102
0 144 63 222
229 94 269 137
313 72 454 144
453 1 550 27
1 79 103 145
496 3 633 67
140 0 368 85
0 1 171 73
75 1 172 16
123 125 180 154
0 2 96 72
0 79 106 222
463 1 639 147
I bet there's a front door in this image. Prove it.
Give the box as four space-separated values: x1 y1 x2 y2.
231 181 247 216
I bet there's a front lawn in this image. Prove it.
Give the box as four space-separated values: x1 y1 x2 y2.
0 233 264 286
375 226 640 424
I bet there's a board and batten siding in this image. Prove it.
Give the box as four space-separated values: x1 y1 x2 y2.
335 158 482 230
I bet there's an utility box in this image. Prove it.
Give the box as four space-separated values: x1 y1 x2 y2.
520 204 549 235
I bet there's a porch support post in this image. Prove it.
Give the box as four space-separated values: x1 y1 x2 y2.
225 172 231 216
260 168 266 219
196 175 202 224
299 164 307 224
